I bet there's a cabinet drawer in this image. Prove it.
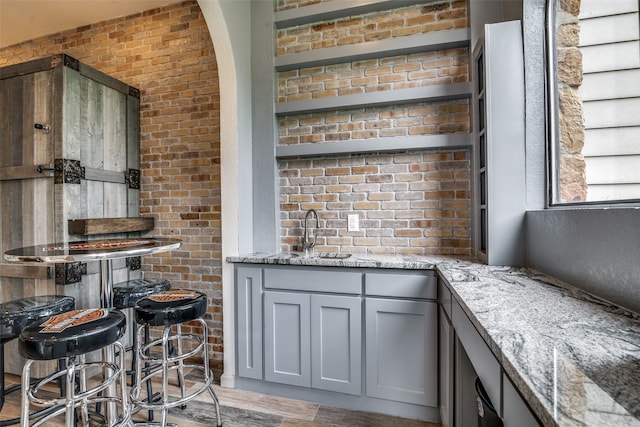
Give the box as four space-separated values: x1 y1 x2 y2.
264 267 361 294
364 271 436 299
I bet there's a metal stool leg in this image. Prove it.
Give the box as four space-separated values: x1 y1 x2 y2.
144 325 155 422
161 326 171 426
200 319 222 427
64 357 76 427
175 324 186 405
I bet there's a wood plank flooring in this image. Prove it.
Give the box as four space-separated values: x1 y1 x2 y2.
0 371 441 427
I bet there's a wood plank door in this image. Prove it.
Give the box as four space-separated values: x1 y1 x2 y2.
0 67 59 375
56 65 142 308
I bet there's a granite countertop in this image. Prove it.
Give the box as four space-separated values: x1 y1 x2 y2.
228 252 640 427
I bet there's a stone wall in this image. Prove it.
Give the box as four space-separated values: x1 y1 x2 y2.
556 0 587 202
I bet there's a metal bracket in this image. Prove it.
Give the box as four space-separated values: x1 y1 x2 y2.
127 256 142 271
54 159 85 184
55 262 87 285
125 168 140 189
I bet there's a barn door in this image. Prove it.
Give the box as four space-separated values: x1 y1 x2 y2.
0 67 59 376
0 67 58 301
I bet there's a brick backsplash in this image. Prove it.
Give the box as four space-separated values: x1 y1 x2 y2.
277 0 325 11
278 49 469 103
279 99 470 144
277 0 471 256
279 149 471 256
277 2 467 55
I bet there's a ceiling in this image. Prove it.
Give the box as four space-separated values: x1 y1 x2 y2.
0 0 179 48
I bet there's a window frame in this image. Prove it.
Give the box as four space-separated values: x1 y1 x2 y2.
545 0 640 208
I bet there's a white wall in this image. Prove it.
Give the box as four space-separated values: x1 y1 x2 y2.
197 0 253 387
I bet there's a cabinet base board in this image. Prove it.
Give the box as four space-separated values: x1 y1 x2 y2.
233 377 441 423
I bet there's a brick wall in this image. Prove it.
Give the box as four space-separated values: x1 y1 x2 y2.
277 0 471 255
0 1 223 368
280 149 471 255
276 2 468 52
279 99 470 144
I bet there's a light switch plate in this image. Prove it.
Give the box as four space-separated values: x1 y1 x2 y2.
348 214 359 232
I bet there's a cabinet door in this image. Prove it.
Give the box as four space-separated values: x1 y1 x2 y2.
0 67 58 377
311 294 361 395
236 266 263 380
439 306 454 427
264 291 311 387
365 298 437 406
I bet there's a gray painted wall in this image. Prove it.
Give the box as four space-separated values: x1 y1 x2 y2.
526 208 640 314
251 0 279 253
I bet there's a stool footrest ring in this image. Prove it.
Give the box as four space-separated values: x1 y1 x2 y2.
139 333 204 365
130 365 214 410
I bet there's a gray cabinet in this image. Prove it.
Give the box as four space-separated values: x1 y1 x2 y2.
264 291 311 387
236 266 263 380
472 21 526 265
311 294 361 395
438 277 455 427
261 267 362 393
365 298 437 406
264 290 362 394
447 286 541 427
439 307 454 427
234 265 440 420
364 271 438 407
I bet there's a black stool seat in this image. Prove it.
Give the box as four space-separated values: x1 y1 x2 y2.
19 309 126 360
135 290 206 327
113 278 171 309
0 295 75 342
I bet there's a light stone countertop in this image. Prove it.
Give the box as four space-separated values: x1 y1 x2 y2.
227 252 640 427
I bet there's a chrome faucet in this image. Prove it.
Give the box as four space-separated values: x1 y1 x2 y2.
302 209 319 253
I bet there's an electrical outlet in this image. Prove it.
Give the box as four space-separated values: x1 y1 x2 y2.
347 214 359 232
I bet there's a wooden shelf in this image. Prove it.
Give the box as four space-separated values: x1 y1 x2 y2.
276 133 472 158
276 82 471 116
68 217 154 235
275 0 430 29
276 29 469 72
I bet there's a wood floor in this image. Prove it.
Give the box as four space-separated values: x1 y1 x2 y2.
0 370 441 427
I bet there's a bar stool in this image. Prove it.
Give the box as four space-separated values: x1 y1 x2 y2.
113 279 172 312
19 308 130 427
0 295 75 427
113 278 172 370
113 278 171 421
130 290 221 427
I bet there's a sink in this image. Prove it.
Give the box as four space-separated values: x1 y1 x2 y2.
289 252 352 259
316 252 352 259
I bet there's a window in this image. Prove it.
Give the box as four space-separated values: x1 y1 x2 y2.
548 0 640 204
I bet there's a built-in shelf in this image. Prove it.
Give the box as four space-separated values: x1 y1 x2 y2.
276 133 472 158
276 82 471 116
275 0 435 29
68 217 154 235
275 29 470 72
